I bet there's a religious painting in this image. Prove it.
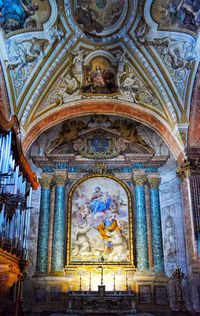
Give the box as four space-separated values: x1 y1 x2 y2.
72 0 128 36
82 57 117 94
154 286 168 305
139 285 152 304
0 0 50 33
152 0 200 33
67 176 133 265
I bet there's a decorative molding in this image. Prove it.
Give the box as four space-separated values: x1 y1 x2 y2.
176 160 191 181
148 177 161 188
133 174 147 186
39 174 53 188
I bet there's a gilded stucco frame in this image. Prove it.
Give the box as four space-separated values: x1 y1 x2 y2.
66 174 134 267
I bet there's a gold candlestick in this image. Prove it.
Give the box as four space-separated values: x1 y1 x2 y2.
126 271 128 291
79 270 82 291
170 266 187 311
89 272 91 291
113 273 116 291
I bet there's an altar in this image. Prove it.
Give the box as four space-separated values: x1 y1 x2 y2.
65 285 136 315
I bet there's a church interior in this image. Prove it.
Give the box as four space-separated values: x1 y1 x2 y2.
0 0 200 315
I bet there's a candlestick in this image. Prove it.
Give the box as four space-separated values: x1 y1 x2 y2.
126 271 128 291
170 266 187 311
79 271 82 291
89 272 91 291
113 274 116 291
100 255 104 286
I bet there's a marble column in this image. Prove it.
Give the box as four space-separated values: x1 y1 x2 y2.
197 233 200 257
148 177 164 272
133 175 149 271
37 175 52 273
51 173 67 272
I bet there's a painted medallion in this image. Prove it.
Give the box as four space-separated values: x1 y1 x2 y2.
72 0 129 36
82 56 117 94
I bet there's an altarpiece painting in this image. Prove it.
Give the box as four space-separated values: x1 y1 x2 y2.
67 176 133 266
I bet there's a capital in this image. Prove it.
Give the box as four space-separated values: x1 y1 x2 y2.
132 175 147 186
176 160 191 181
39 174 53 188
148 177 161 188
54 172 67 186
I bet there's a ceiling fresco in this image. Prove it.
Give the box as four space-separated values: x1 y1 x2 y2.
72 0 130 36
151 0 200 34
0 0 50 33
0 0 199 157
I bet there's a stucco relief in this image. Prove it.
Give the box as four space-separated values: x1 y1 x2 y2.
6 37 50 96
159 162 187 275
163 214 177 261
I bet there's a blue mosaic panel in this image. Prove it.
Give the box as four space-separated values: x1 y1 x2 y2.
52 185 66 271
132 163 144 169
150 187 164 272
135 185 149 270
37 188 50 272
145 167 158 173
55 163 68 170
42 166 54 173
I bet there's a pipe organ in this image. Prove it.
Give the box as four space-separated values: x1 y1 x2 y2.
0 115 38 314
0 131 33 259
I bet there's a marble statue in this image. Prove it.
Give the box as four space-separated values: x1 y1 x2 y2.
164 216 177 260
72 49 85 73
120 73 142 102
115 52 127 73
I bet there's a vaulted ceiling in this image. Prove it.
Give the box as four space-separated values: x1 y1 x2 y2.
0 0 199 160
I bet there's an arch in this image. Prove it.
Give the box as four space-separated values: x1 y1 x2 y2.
22 100 185 161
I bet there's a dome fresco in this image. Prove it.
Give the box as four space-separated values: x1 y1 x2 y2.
72 0 130 36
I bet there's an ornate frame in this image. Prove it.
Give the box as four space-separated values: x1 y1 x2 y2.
66 174 134 267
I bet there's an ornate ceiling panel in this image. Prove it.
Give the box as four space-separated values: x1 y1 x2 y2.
0 0 199 153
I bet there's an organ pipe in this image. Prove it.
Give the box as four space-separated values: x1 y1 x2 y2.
0 131 34 259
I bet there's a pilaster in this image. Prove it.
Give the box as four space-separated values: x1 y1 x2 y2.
177 161 197 266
